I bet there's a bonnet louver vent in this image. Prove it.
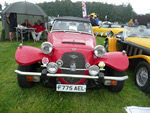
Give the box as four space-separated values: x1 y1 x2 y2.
62 41 85 45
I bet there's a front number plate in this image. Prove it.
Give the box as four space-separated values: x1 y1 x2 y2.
56 84 86 92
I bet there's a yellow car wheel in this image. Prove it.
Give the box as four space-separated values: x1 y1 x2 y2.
135 61 150 93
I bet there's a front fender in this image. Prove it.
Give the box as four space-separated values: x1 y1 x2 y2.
128 55 150 64
94 52 129 71
15 46 52 66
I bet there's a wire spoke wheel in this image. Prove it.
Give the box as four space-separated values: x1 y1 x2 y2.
135 61 150 93
136 67 148 87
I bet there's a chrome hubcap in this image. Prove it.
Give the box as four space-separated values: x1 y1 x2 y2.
136 67 148 87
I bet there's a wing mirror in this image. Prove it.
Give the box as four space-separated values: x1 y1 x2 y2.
116 34 124 41
116 35 121 38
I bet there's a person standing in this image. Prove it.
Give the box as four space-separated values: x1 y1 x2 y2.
6 13 17 42
89 15 96 26
128 19 134 26
95 15 99 26
134 19 139 26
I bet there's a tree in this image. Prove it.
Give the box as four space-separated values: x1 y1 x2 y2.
0 4 2 10
4 1 9 7
37 1 136 23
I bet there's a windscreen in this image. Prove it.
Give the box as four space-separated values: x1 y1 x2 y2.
52 20 93 35
123 26 150 39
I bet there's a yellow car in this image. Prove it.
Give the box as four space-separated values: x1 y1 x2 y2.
105 25 150 93
93 23 124 36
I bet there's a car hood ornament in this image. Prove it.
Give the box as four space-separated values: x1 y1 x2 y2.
69 54 78 59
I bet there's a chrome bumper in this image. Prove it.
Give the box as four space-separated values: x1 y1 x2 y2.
15 70 128 81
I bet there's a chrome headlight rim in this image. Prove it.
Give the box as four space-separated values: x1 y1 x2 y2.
89 65 99 76
94 45 106 58
41 42 53 54
47 62 58 74
56 60 63 67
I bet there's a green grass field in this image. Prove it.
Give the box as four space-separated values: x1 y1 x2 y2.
0 23 150 113
0 21 2 36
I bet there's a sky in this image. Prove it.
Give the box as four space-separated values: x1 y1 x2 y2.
0 0 149 15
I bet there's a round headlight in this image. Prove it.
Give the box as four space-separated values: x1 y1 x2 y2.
89 65 99 76
41 42 53 54
47 62 58 74
94 45 106 58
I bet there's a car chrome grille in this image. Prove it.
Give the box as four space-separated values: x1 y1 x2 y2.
61 52 85 84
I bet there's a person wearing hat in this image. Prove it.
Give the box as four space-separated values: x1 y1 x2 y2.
95 15 99 26
89 15 96 26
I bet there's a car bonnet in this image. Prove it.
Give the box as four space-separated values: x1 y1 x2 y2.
48 32 96 50
126 37 150 49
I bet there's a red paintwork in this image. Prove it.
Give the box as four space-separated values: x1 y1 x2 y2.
48 32 96 65
15 46 52 66
53 47 93 84
47 32 96 49
94 52 129 72
15 30 129 85
52 46 94 84
51 46 94 65
47 32 96 84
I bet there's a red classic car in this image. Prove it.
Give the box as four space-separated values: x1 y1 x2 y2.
15 16 129 92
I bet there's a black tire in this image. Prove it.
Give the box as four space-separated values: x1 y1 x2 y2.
17 65 34 88
104 40 109 52
107 69 125 92
135 61 150 93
